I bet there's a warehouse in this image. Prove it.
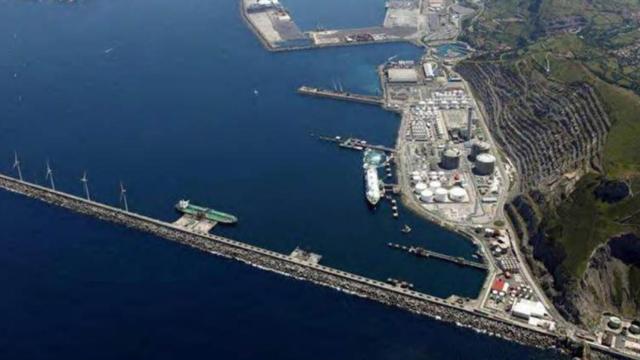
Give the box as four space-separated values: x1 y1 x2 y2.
511 299 547 320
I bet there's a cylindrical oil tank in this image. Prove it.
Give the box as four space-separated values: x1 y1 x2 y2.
414 182 428 194
629 321 640 335
441 148 460 170
448 187 467 202
475 153 496 176
411 174 422 183
420 189 434 203
608 316 622 330
434 188 449 202
471 140 491 159
429 180 442 190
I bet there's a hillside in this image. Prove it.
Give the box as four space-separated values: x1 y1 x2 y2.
458 0 640 325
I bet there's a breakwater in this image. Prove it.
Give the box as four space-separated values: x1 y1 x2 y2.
0 173 563 351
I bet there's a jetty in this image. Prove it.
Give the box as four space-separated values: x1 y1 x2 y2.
318 135 396 153
388 243 488 270
298 86 384 106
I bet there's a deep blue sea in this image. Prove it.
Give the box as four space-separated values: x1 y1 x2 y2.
0 0 564 358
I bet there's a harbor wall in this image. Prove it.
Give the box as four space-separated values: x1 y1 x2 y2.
0 173 563 351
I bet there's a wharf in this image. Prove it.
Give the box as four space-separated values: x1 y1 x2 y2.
298 86 384 106
173 214 217 234
318 135 396 153
388 242 488 270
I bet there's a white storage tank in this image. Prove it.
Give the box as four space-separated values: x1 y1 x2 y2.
420 189 434 203
448 186 467 202
414 182 428 194
411 174 422 183
475 153 496 176
608 316 623 330
434 188 449 202
428 180 442 190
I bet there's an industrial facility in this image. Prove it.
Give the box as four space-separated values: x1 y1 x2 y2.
385 57 506 224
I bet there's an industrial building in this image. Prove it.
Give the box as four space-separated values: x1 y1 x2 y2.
512 299 547 320
423 62 435 80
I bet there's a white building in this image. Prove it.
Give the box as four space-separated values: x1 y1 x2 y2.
512 299 547 320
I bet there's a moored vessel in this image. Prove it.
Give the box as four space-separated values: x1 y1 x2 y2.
176 200 238 224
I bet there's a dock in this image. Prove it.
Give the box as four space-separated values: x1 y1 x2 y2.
173 214 217 234
388 243 488 270
298 86 384 106
318 135 396 153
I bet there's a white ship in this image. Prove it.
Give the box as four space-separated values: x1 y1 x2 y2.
365 166 381 206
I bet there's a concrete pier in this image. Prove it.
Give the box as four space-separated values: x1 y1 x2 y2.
318 135 396 154
388 242 488 270
0 173 565 351
298 86 384 106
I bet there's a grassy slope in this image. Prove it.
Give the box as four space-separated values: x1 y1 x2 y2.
532 56 640 278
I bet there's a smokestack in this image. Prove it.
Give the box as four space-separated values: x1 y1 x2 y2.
467 107 474 140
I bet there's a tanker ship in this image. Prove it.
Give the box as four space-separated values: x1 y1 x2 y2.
363 149 385 206
365 166 382 206
176 200 238 224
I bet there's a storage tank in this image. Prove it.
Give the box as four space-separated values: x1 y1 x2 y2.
475 153 496 176
471 140 491 159
448 187 467 202
429 180 442 190
629 321 640 335
414 182 428 194
411 174 422 183
608 316 622 330
434 188 449 202
441 148 460 170
420 189 434 203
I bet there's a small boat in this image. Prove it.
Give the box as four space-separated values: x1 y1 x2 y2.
253 89 259 96
401 224 412 234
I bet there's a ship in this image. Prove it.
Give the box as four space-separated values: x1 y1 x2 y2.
175 200 238 224
363 149 384 206
365 166 382 206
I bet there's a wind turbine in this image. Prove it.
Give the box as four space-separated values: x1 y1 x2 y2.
80 171 91 201
45 160 55 190
12 151 23 181
119 181 129 212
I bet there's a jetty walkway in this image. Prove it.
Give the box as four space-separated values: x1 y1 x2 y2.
298 86 384 106
0 173 562 350
388 243 488 270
